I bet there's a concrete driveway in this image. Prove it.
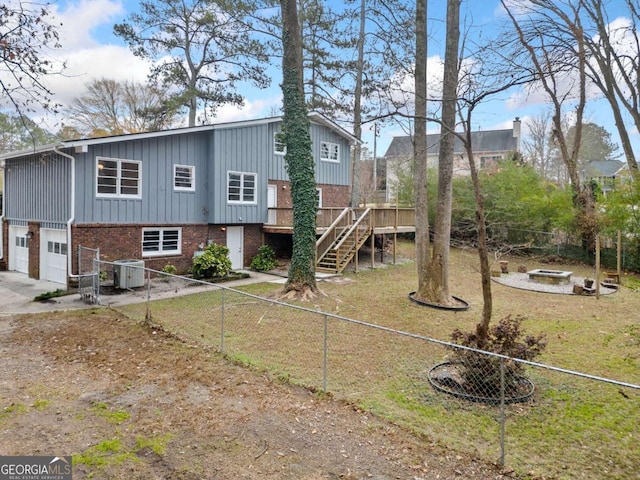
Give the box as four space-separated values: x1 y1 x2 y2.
0 271 88 316
0 270 288 316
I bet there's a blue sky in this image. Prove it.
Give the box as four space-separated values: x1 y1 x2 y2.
36 0 640 159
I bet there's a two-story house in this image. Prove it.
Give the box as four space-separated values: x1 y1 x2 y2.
0 112 359 286
582 160 629 196
383 119 522 201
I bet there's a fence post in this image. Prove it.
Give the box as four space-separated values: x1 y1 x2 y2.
499 357 506 466
145 269 151 324
92 258 99 304
323 314 328 393
220 290 225 354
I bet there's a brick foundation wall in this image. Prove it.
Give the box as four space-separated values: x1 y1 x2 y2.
72 223 265 275
243 224 263 267
270 180 350 208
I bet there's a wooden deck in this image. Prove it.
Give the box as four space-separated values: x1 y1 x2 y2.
263 207 416 234
263 207 416 273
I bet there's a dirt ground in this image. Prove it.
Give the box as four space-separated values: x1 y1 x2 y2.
0 309 514 479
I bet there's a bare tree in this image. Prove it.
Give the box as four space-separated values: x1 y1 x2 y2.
65 78 181 137
0 1 64 136
455 42 536 346
581 0 640 178
522 111 559 180
502 0 597 250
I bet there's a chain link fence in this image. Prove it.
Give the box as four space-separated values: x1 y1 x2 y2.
95 260 639 479
484 228 640 272
77 245 100 304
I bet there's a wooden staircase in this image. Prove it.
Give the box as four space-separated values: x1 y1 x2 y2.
316 208 372 274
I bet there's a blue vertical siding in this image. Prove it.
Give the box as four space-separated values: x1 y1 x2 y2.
74 131 209 224
4 115 354 229
267 120 352 186
209 125 266 225
4 153 71 222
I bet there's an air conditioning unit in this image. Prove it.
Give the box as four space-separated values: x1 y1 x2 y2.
113 259 145 289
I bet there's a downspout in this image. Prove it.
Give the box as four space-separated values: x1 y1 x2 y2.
53 146 80 279
0 160 4 261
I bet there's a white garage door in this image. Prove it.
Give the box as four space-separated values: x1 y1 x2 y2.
40 229 68 285
8 225 29 274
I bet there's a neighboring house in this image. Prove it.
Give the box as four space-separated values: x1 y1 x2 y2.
383 119 521 201
0 112 359 285
583 160 629 196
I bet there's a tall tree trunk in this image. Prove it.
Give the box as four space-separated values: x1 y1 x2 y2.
582 0 640 179
413 0 430 296
416 0 459 306
281 0 318 294
465 124 492 346
350 0 366 208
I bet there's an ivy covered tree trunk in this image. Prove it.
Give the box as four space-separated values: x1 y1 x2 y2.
281 0 318 294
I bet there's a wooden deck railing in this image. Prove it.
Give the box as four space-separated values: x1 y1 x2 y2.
265 207 415 231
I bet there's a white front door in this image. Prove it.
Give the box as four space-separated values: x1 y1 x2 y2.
267 184 277 225
8 226 29 274
40 229 68 285
226 226 244 270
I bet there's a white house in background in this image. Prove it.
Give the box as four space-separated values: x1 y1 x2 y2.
583 160 630 196
383 119 522 201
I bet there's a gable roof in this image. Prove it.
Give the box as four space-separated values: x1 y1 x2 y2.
384 128 517 158
585 160 627 178
0 112 360 161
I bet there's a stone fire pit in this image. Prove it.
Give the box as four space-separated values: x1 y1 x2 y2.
527 269 573 285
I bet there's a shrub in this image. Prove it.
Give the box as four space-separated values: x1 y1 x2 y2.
190 243 232 279
250 245 277 272
160 263 177 281
450 315 547 396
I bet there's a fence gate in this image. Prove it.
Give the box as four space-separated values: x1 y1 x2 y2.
78 245 101 304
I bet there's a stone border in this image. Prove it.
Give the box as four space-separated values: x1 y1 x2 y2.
492 272 617 295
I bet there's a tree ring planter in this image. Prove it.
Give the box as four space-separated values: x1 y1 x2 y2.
428 361 535 404
408 292 470 311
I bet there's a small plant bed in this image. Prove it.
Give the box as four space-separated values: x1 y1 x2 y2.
199 271 250 283
428 315 546 404
34 289 68 302
428 361 535 404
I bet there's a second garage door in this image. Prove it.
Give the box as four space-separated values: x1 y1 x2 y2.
40 229 68 285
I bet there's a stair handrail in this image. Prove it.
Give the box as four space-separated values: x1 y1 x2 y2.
333 208 371 251
316 207 352 263
316 207 352 247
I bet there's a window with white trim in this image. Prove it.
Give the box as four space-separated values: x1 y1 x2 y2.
96 157 141 198
320 141 339 162
174 164 195 191
142 228 182 257
274 132 286 155
48 241 68 255
227 171 257 204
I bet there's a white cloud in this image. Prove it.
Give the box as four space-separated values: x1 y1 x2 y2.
210 95 283 124
47 46 153 107
51 0 125 50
